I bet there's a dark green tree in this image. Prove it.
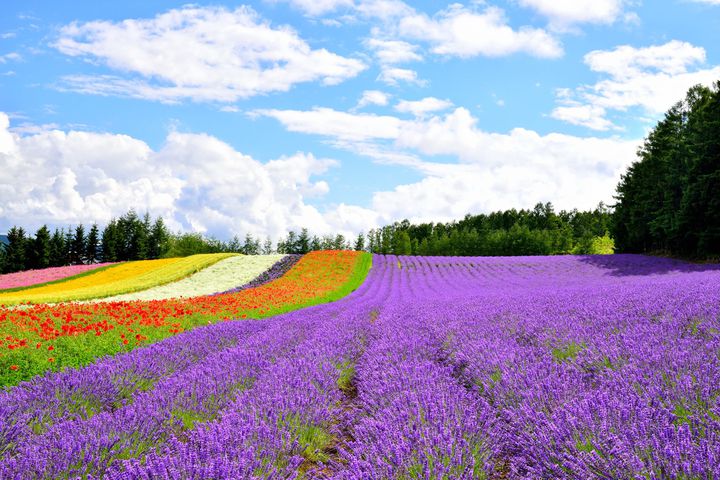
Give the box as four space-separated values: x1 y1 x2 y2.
4 226 28 273
32 225 51 269
354 232 365 251
69 225 86 264
101 220 120 262
148 217 170 258
297 228 311 254
613 81 720 258
394 230 412 255
49 228 67 267
85 224 100 264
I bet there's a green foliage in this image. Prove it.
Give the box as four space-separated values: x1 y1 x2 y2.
613 82 720 259
31 225 51 269
3 226 28 273
336 360 356 393
162 232 224 258
85 224 100 264
364 202 613 257
552 342 585 363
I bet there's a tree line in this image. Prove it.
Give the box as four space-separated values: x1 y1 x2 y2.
0 202 614 274
269 201 613 256
612 82 720 259
355 202 613 257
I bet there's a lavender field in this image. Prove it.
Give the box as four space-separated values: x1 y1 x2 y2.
2 254 719 479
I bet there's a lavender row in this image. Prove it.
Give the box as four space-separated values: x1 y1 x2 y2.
216 254 302 295
3 253 719 478
333 254 720 478
0 253 386 478
0 320 267 456
105 252 391 478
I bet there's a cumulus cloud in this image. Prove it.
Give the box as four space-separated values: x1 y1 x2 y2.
364 38 422 64
0 111 375 239
253 107 402 141
516 0 630 30
397 4 563 59
394 97 453 117
257 105 640 222
269 0 355 16
377 67 425 86
355 0 415 19
53 5 366 103
356 90 390 108
552 40 720 130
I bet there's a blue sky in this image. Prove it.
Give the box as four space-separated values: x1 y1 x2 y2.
1 0 719 240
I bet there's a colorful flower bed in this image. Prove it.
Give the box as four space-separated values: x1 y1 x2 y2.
92 254 286 302
0 263 117 292
2 253 717 478
0 253 234 306
0 250 371 386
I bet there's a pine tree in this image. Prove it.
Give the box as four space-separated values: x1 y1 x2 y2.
297 228 310 254
394 231 412 255
32 225 51 269
70 225 86 264
354 232 365 251
332 234 347 250
101 220 119 262
85 224 100 264
49 229 67 267
148 217 170 258
4 226 28 273
262 237 274 255
242 233 260 255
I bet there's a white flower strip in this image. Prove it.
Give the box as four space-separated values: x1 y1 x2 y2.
90 255 286 302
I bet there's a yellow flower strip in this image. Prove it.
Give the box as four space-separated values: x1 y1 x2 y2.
0 253 236 306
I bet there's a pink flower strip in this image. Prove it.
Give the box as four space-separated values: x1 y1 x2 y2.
0 263 117 290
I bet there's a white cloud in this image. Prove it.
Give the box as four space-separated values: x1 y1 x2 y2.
270 0 354 16
258 105 640 222
395 97 453 117
357 90 390 108
398 5 563 58
377 67 425 86
3 103 643 238
355 0 415 19
552 40 720 130
584 40 706 79
688 0 720 4
365 38 422 64
517 0 629 29
0 111 373 239
372 109 638 221
253 107 402 141
53 5 366 103
0 52 21 63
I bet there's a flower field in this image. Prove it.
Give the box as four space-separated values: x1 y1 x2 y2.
0 263 117 292
0 250 370 385
91 254 286 302
1 253 719 478
0 253 234 306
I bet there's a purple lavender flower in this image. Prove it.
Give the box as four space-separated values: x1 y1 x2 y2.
1 253 719 478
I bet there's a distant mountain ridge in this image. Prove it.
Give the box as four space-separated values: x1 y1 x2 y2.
0 235 8 247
